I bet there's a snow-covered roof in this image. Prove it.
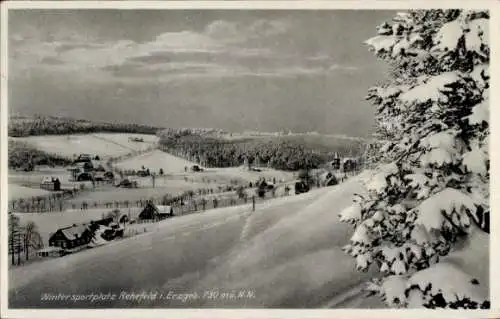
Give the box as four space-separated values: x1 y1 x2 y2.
58 224 90 241
157 205 173 211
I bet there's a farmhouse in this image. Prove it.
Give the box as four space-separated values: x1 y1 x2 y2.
40 176 61 191
138 202 174 221
48 224 94 250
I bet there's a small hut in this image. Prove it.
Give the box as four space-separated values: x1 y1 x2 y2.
138 202 159 221
138 202 174 222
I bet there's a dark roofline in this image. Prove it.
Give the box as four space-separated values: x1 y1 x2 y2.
57 222 91 231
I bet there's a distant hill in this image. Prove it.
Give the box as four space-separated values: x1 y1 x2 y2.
8 115 164 137
158 129 367 171
8 116 371 172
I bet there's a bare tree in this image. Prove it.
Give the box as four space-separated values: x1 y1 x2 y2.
9 213 20 265
23 221 44 261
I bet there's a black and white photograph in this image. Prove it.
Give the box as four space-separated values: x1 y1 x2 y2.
1 1 495 316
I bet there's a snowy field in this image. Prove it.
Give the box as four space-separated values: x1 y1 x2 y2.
114 149 196 173
9 167 95 201
92 133 158 150
9 167 93 188
8 184 52 201
8 149 294 207
66 180 212 204
11 133 158 159
113 149 295 184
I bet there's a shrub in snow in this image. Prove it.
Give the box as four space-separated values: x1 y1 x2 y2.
341 10 490 309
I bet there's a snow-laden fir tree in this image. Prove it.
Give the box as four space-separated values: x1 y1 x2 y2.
339 10 489 308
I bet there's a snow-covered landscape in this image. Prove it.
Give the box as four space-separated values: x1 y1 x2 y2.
3 5 492 315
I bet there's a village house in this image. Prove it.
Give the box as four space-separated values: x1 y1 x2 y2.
138 202 174 222
40 176 62 191
48 224 94 250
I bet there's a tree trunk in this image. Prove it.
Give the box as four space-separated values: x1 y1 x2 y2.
10 231 15 266
17 232 21 265
25 234 29 261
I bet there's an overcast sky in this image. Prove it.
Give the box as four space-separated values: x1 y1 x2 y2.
9 10 395 137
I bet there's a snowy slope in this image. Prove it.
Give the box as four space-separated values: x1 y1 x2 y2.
182 178 385 308
9 170 487 309
10 177 385 308
114 149 197 173
8 184 52 201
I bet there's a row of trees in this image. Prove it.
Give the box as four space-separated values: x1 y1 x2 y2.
341 10 490 308
8 213 43 266
158 131 363 171
9 115 162 137
158 127 229 138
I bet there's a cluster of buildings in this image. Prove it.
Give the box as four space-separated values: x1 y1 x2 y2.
67 153 114 182
36 202 174 259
